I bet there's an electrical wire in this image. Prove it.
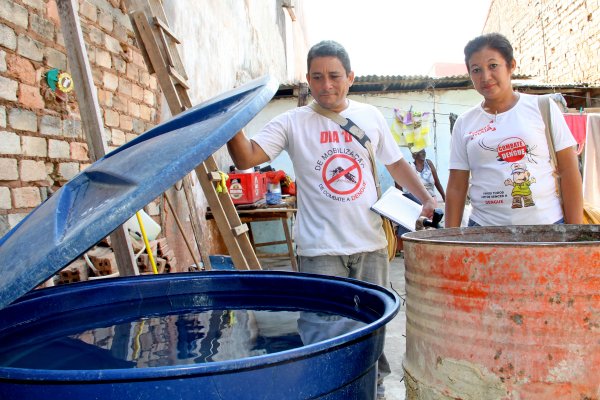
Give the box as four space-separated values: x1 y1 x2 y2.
359 91 600 106
562 93 600 102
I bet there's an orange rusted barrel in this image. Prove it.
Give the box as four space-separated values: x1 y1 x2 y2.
402 225 600 400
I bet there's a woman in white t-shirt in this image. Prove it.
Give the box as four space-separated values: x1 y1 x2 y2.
445 33 583 227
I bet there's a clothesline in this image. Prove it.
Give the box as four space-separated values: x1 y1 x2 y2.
372 96 475 110
378 105 454 117
369 93 600 112
563 93 600 102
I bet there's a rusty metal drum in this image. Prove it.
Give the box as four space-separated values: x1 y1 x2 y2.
402 225 600 400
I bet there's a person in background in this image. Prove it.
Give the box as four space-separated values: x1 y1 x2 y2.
398 149 446 203
445 32 583 227
394 148 446 255
227 39 436 399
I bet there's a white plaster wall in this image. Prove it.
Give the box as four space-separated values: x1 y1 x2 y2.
166 1 282 103
162 1 312 169
151 1 310 259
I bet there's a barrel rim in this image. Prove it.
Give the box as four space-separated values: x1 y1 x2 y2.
402 224 600 245
0 271 399 382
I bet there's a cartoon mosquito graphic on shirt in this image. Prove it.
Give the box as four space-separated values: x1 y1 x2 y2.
330 166 357 184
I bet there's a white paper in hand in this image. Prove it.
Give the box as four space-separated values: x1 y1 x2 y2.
371 186 422 231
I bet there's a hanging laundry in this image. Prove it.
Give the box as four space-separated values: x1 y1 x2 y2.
391 108 431 152
563 114 587 155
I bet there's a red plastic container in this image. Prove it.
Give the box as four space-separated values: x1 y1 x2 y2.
226 172 266 204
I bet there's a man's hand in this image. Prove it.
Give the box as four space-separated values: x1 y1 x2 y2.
386 159 437 219
420 198 437 219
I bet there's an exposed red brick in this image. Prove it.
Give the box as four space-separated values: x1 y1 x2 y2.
70 142 89 161
18 84 45 109
47 0 60 25
6 54 36 85
4 0 164 266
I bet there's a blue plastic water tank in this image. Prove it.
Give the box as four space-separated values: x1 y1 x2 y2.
0 271 399 399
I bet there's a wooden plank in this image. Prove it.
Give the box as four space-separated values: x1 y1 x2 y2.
237 208 297 215
196 158 261 270
153 17 181 43
255 241 286 247
164 192 207 271
145 0 191 110
159 29 176 67
147 0 188 81
132 11 185 114
131 11 204 263
232 224 250 236
57 0 108 158
280 214 298 271
181 175 212 270
208 171 223 181
297 82 309 106
153 17 179 69
169 66 190 90
56 0 138 277
128 14 154 74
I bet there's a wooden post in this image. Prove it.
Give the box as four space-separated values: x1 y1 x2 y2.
56 0 138 276
297 82 309 107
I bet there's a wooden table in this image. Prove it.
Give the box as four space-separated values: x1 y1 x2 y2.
236 206 297 271
208 197 297 271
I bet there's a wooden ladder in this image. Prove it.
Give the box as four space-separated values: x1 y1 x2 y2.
127 0 261 271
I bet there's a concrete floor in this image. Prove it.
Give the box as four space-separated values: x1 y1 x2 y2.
261 254 408 400
383 255 408 400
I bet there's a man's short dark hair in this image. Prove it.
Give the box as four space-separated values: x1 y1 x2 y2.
307 40 352 74
464 33 514 69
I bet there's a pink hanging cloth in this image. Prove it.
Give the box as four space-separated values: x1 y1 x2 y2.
562 114 587 154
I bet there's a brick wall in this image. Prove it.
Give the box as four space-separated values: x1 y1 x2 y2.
0 0 161 237
483 0 600 85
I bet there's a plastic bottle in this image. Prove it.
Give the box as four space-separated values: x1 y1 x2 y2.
266 181 282 205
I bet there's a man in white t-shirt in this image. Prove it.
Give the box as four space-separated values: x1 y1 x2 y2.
227 40 435 398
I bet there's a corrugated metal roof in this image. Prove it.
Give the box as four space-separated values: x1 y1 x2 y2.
350 74 474 93
275 74 599 97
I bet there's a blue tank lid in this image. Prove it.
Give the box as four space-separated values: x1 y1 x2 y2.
0 75 278 309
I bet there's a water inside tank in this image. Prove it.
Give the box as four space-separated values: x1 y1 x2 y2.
0 300 366 370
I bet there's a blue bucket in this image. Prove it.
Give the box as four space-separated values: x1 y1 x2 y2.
208 255 236 270
0 271 399 399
